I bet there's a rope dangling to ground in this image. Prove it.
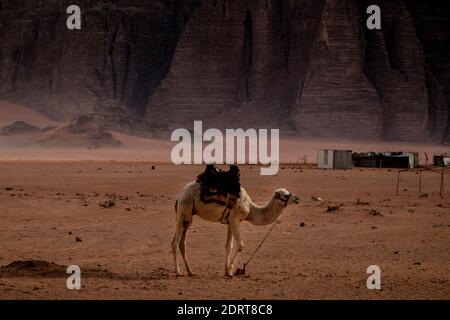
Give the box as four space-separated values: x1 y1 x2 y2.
241 211 285 273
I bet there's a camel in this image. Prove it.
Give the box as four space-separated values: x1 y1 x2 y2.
172 181 300 277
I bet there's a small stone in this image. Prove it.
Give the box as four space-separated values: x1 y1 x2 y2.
99 200 115 208
369 208 382 216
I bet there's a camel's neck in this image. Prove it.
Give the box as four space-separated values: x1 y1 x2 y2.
247 195 286 226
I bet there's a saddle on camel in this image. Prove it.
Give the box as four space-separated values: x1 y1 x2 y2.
196 164 241 224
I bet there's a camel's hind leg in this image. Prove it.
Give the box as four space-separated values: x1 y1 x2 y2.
179 220 193 276
224 224 234 275
172 198 194 276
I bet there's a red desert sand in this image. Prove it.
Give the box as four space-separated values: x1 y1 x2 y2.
0 162 449 299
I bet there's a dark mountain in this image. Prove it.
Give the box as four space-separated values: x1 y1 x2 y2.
0 0 449 143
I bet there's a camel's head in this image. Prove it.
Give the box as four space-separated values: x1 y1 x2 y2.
274 188 300 206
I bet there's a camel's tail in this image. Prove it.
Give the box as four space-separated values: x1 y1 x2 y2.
174 199 178 213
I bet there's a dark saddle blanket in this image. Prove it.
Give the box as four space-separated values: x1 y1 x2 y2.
196 164 241 209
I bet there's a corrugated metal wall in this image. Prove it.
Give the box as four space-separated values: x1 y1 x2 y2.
318 150 352 169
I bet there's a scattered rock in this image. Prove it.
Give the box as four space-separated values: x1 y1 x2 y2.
419 193 428 198
5 187 13 191
151 165 155 170
413 262 421 265
432 224 450 228
75 236 82 242
299 222 306 227
311 196 323 202
99 200 115 208
369 208 382 216
327 204 343 212
356 198 370 205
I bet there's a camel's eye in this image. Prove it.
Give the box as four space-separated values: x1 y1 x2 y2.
277 192 288 200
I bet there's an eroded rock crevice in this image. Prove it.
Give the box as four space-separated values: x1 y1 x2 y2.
0 0 449 142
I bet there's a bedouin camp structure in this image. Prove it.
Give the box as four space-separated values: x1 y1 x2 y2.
317 149 352 170
434 154 450 167
352 152 419 169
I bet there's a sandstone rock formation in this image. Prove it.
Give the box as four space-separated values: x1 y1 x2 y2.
0 0 449 143
36 113 121 148
1 121 41 135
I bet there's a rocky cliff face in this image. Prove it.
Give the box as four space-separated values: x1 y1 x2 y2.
1 0 449 143
0 0 201 120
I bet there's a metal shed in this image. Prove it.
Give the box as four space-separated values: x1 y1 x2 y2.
434 154 450 167
318 149 352 169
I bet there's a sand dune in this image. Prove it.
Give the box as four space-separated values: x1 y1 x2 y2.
0 101 61 128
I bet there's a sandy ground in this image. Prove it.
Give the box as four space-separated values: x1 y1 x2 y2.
0 161 449 300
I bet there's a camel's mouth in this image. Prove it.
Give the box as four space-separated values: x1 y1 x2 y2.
293 198 300 204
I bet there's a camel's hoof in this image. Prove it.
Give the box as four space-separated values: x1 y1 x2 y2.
187 272 194 277
225 270 234 277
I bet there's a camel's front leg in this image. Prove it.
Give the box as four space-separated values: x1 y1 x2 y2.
171 219 184 276
224 224 234 275
227 219 244 277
